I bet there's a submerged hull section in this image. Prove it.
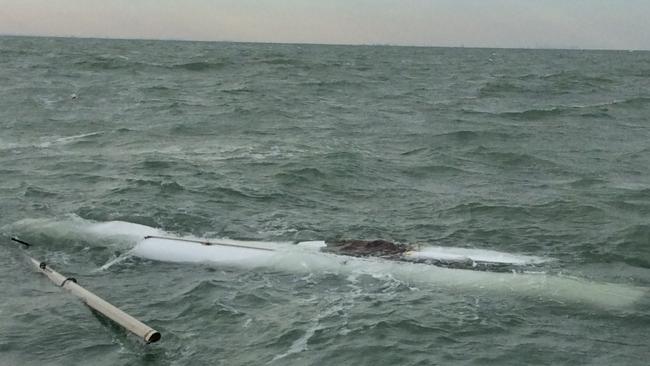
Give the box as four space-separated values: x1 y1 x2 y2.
133 236 646 309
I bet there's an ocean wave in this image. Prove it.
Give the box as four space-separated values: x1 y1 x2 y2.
139 85 176 94
461 107 565 121
608 96 650 108
23 185 58 198
468 149 564 171
0 137 20 151
106 177 188 197
220 86 254 94
478 80 527 96
496 107 566 120
138 159 176 170
441 200 607 223
0 47 32 57
568 177 608 188
540 71 615 85
275 167 327 184
477 71 616 98
465 96 648 121
115 127 136 133
400 164 472 178
207 186 283 202
442 202 532 219
160 181 186 194
74 56 233 72
400 147 428 156
607 186 650 215
171 61 229 71
612 224 650 268
436 129 515 141
259 57 303 66
73 55 144 70
300 79 365 88
0 132 105 151
48 131 105 145
570 97 650 110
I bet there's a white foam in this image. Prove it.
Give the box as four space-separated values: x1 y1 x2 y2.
0 137 20 151
97 252 133 271
51 131 104 145
269 323 317 362
0 132 104 150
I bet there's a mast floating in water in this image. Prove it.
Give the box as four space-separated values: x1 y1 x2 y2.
10 237 161 344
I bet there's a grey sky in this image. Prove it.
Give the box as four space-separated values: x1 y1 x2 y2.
1 0 649 50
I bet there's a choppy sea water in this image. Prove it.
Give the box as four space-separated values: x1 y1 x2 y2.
1 36 649 365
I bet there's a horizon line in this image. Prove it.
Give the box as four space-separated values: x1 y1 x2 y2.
1 33 648 53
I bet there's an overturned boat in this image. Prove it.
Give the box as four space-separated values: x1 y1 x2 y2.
9 218 645 309
136 235 548 271
133 235 645 309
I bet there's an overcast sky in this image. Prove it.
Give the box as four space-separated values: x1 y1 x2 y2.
1 0 649 50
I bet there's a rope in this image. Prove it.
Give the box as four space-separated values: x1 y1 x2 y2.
143 235 276 252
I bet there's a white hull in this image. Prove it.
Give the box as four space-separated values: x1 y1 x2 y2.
133 236 645 309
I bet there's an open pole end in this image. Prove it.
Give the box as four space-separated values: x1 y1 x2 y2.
145 330 162 343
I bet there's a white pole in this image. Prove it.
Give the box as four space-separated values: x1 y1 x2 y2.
28 257 161 343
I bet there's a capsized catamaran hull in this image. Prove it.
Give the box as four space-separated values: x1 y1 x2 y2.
10 218 645 309
132 236 646 309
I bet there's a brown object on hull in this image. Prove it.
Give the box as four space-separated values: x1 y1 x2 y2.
322 239 412 259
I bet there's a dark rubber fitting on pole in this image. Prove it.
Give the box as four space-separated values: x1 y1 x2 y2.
60 277 77 287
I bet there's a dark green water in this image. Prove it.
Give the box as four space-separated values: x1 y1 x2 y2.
1 36 649 365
